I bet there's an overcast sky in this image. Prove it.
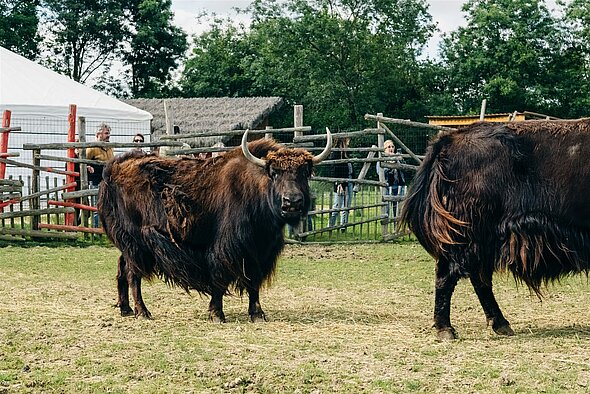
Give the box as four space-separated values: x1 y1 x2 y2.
170 0 467 57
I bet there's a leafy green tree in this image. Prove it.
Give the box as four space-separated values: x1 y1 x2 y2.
41 0 127 83
0 0 40 59
180 17 255 97
41 0 186 96
250 0 437 129
180 0 436 130
559 0 590 118
123 0 188 97
439 0 569 115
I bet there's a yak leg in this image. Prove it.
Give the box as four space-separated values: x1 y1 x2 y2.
208 288 227 323
116 255 134 316
470 274 514 336
434 260 459 340
128 271 151 319
247 287 267 323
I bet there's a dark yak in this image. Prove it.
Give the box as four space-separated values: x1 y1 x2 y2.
401 118 590 339
98 129 332 322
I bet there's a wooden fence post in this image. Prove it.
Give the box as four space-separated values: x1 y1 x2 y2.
31 149 41 231
0 110 11 180
78 117 89 228
293 105 305 237
294 105 303 140
65 104 77 225
376 113 388 238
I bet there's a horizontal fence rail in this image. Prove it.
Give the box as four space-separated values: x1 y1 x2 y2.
1 110 431 243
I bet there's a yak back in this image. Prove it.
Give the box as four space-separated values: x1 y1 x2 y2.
402 118 590 293
98 138 293 295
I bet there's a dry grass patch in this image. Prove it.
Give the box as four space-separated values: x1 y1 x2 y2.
1 242 590 392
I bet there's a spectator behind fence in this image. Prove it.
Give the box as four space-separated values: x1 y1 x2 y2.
329 137 354 232
377 140 406 216
86 123 114 187
85 123 114 226
132 133 145 152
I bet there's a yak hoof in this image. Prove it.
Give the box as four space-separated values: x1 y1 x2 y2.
493 324 515 336
120 307 134 317
250 312 267 323
208 313 226 323
436 327 457 341
135 308 152 319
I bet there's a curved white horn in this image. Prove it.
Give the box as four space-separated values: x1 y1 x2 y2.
241 129 266 167
312 127 333 164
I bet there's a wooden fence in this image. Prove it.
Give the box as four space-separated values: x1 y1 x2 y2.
0 109 446 243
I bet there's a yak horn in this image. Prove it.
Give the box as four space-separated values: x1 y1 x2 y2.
241 129 266 167
312 127 333 164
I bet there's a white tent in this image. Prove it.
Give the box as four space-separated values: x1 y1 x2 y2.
0 46 152 189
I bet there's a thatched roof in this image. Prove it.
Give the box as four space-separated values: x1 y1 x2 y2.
124 97 284 147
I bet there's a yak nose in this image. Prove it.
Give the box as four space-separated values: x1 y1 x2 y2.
282 194 303 210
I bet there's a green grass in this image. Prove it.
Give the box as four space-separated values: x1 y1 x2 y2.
1 241 590 392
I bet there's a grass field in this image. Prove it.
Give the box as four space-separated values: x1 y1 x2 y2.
1 241 590 393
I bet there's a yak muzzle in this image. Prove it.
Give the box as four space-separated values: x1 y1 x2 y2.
281 195 305 219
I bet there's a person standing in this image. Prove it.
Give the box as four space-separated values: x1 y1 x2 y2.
329 138 354 232
132 133 145 151
377 140 406 216
86 123 114 226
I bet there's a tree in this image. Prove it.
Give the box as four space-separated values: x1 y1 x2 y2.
180 17 255 97
0 0 40 59
180 0 436 130
41 0 127 83
439 0 569 115
123 0 188 97
558 0 590 118
40 0 186 96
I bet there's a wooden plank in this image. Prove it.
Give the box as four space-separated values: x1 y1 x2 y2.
0 192 20 201
0 199 18 209
61 189 98 199
293 129 383 143
19 182 77 203
295 214 388 238
0 179 23 186
39 223 104 234
35 154 103 166
0 234 25 242
311 176 387 187
0 157 78 176
0 227 78 239
364 113 457 132
0 185 22 193
314 157 402 166
0 126 21 132
0 207 74 219
48 200 97 212
23 141 184 150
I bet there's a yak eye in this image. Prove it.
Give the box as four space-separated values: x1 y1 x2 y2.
270 168 281 179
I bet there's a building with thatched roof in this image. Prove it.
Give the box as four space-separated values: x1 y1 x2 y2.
125 97 284 147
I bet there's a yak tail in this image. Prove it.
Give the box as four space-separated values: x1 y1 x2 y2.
400 133 467 258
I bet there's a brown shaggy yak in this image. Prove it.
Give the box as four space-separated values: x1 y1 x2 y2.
98 129 331 322
402 118 590 339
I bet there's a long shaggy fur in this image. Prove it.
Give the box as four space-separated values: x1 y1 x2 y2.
402 119 590 294
98 139 314 296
